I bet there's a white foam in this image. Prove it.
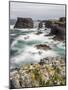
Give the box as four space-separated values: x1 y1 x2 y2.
11 29 55 49
10 25 14 29
10 46 58 66
16 32 54 43
14 28 38 32
10 28 65 69
57 42 65 49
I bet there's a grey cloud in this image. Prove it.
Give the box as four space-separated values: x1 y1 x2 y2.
10 2 65 20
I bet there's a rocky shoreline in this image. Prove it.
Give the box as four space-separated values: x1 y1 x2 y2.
10 17 66 88
10 56 66 89
13 17 66 41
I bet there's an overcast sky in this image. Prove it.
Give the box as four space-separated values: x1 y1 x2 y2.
10 2 65 20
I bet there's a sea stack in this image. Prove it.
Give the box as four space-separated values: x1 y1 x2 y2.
14 17 33 28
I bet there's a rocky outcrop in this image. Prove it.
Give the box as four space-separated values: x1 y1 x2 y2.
10 56 65 88
59 17 66 22
45 21 52 28
39 56 65 65
45 17 66 40
14 17 33 28
50 24 65 40
35 44 51 50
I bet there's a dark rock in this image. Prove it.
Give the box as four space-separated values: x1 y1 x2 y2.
10 79 21 89
14 17 33 28
59 17 66 22
10 77 21 89
38 22 42 28
45 17 66 40
50 24 65 40
45 21 52 28
39 59 44 65
10 80 16 89
38 21 46 29
39 57 49 65
35 44 51 50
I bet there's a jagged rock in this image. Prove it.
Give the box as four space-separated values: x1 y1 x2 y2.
35 44 51 50
10 56 65 88
39 58 49 65
14 17 33 28
10 78 21 89
59 17 66 22
39 59 44 65
45 17 66 40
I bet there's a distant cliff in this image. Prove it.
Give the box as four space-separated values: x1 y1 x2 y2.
14 17 33 28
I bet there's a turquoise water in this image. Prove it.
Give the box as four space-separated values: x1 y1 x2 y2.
10 28 65 69
53 47 65 56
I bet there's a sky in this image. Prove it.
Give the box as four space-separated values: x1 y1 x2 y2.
10 2 65 20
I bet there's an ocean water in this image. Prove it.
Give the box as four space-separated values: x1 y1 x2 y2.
10 25 65 69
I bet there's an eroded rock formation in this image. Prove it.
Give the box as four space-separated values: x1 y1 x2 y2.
14 17 33 28
35 44 51 50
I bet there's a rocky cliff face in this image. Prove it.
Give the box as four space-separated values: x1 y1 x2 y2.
45 17 66 41
14 17 33 28
45 21 52 28
50 24 65 40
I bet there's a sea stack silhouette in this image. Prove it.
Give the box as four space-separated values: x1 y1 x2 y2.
14 17 33 28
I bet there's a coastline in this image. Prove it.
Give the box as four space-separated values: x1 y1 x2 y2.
10 56 66 88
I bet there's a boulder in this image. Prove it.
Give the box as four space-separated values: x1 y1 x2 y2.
35 44 51 50
14 17 33 28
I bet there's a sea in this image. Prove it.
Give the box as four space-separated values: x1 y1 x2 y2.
9 24 65 70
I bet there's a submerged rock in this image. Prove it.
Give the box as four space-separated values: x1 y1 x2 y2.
35 44 51 50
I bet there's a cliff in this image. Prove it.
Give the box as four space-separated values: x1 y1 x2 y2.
45 17 66 40
50 24 65 40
